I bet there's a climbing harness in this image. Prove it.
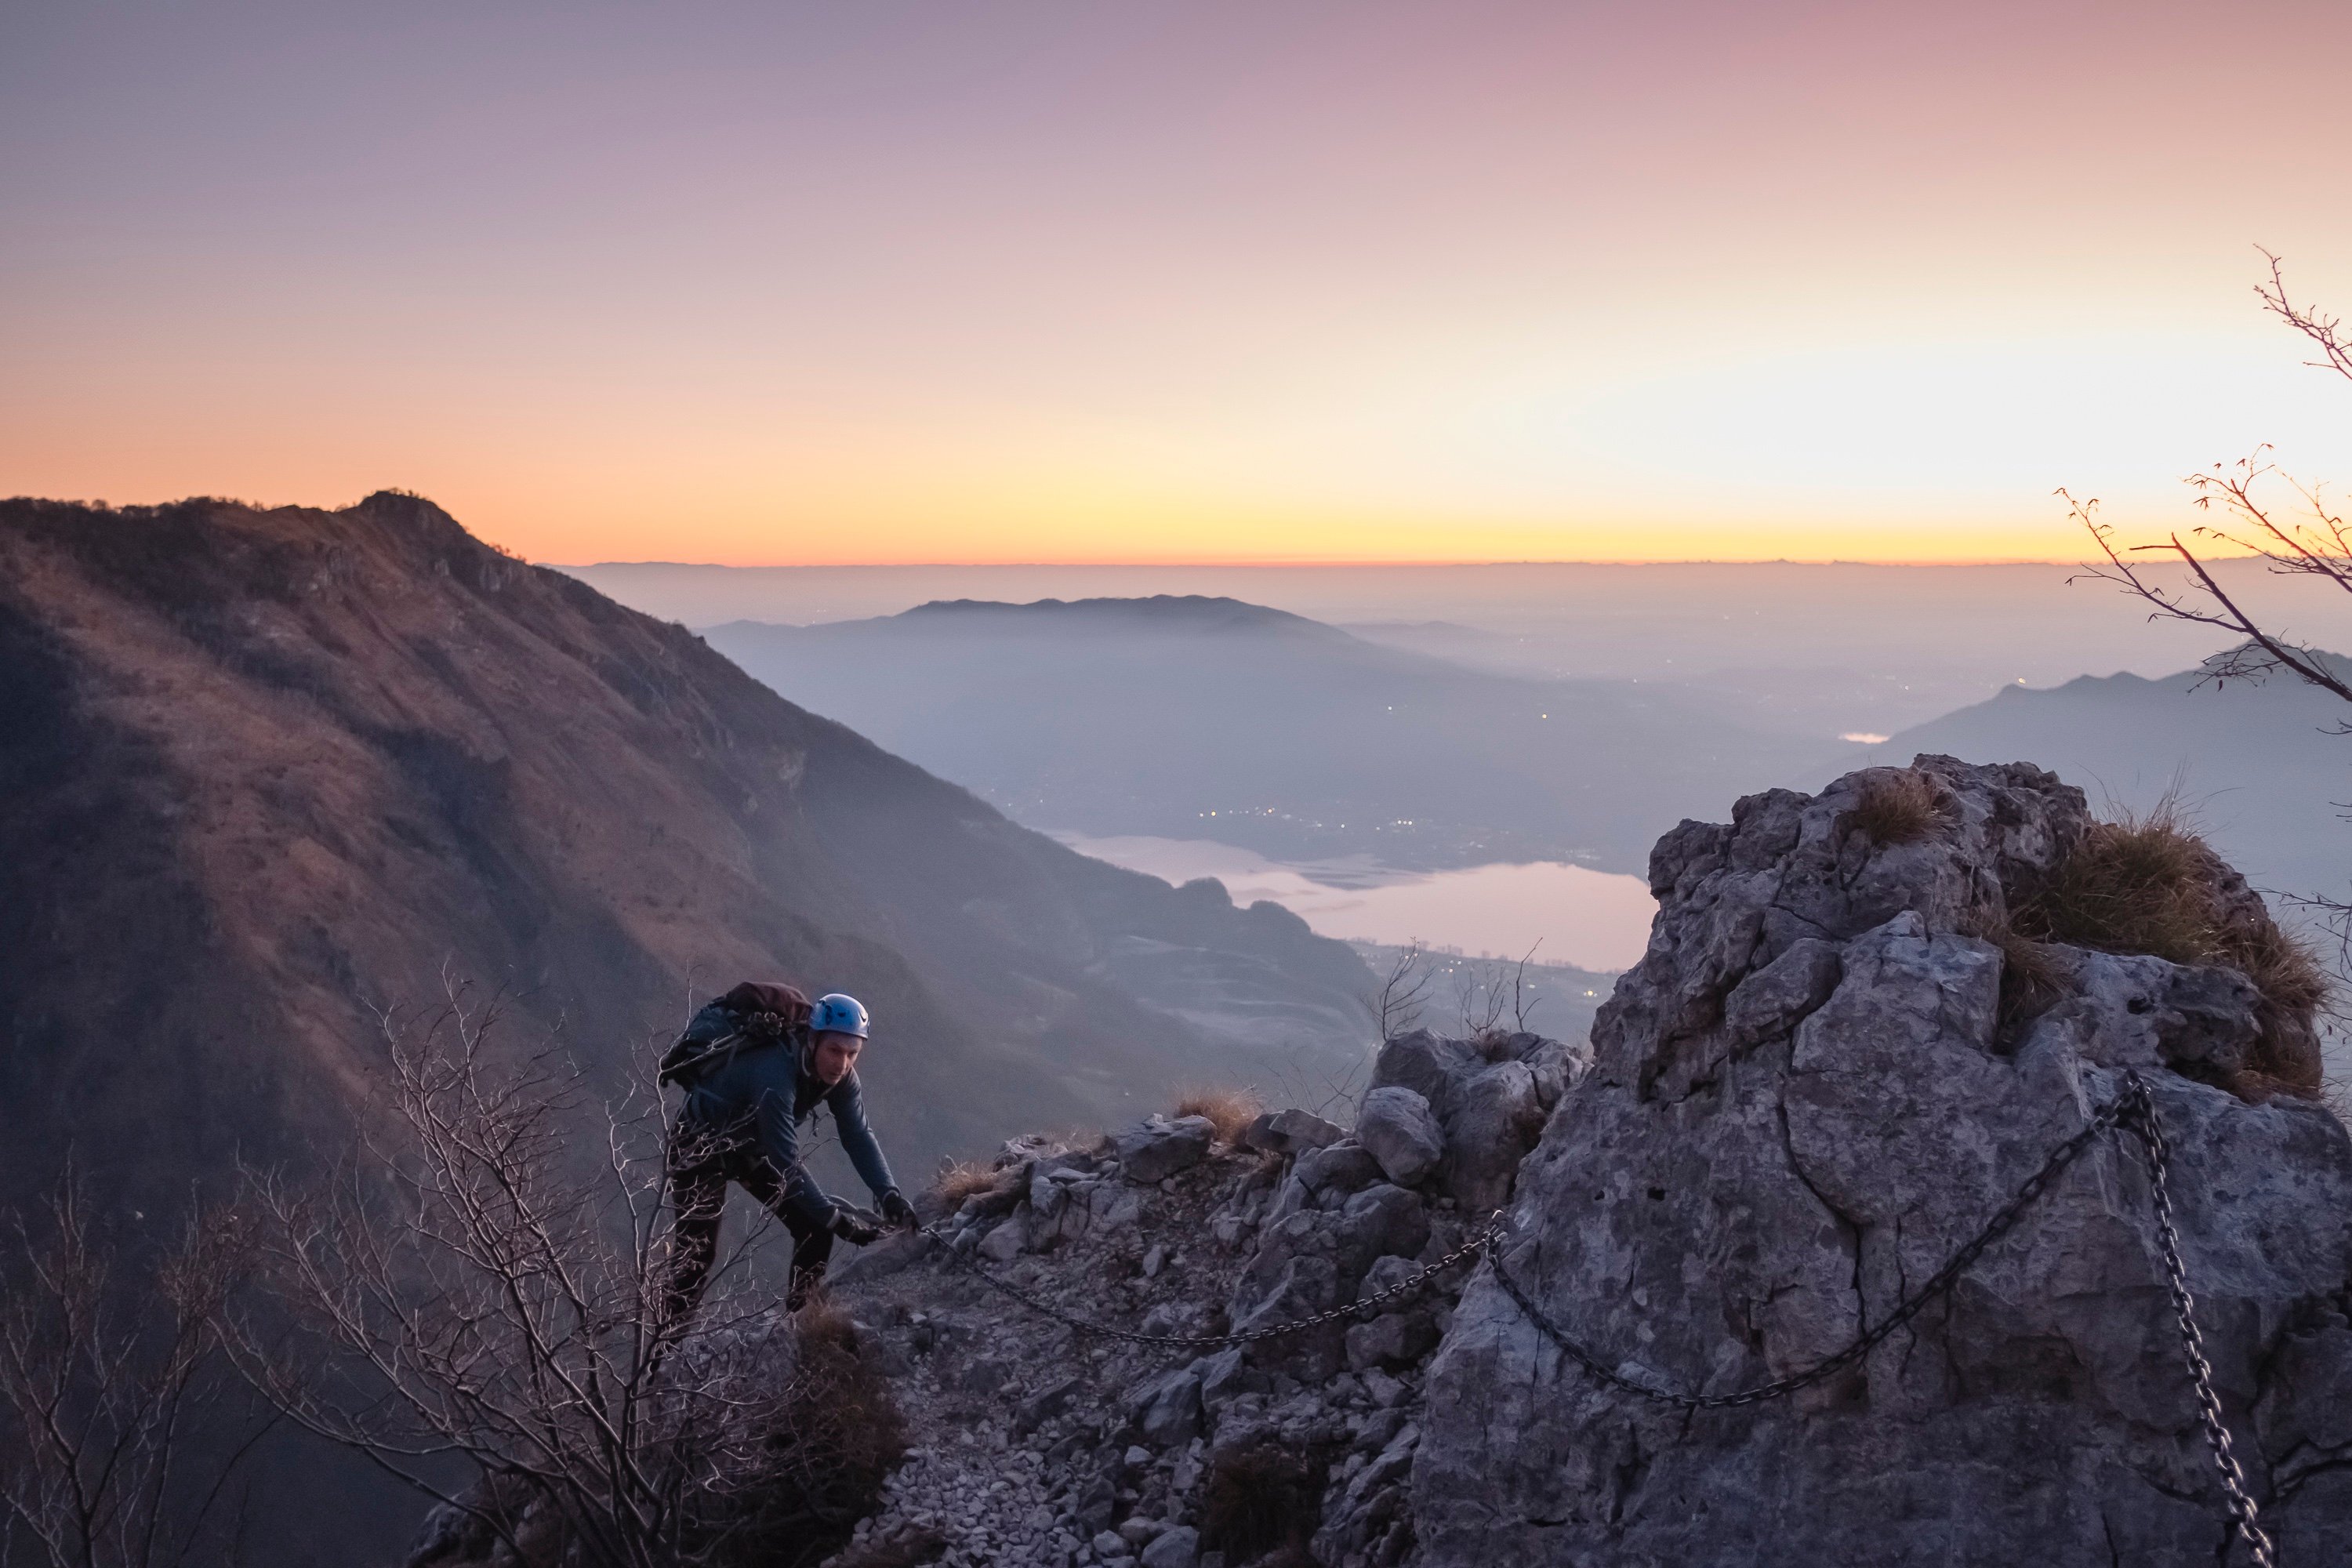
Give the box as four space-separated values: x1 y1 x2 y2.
917 1209 1504 1352
919 1069 2275 1562
1484 1069 2275 1566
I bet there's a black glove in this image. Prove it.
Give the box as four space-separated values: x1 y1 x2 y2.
879 1190 916 1231
828 1206 883 1247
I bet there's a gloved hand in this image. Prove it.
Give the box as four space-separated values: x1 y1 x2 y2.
879 1190 916 1231
828 1206 883 1247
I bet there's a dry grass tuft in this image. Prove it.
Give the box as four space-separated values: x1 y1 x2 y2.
1846 768 1948 847
1198 1442 1326 1562
1962 910 2067 1036
927 1160 999 1212
1175 1086 1264 1146
2011 803 2329 1097
702 1300 909 1567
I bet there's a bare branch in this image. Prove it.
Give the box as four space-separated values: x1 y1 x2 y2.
0 1179 260 1568
1367 943 1432 1047
222 984 896 1566
1511 941 1544 1035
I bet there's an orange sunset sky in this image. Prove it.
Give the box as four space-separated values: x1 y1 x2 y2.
8 1 2352 566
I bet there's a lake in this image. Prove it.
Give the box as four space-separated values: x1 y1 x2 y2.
1054 833 1657 972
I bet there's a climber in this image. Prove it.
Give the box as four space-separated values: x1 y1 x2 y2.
659 981 917 1319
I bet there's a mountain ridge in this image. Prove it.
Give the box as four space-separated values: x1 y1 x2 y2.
0 493 1374 1210
896 594 1342 637
703 596 1825 876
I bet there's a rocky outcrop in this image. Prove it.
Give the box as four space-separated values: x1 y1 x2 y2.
815 1023 1589 1568
565 756 2350 1568
1414 757 2352 1566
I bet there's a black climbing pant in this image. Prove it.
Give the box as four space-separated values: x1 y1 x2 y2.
663 1134 834 1320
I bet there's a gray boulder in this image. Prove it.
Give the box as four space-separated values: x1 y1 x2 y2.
1125 1366 1204 1447
1440 1060 1548 1212
1140 1525 1200 1568
1114 1115 1215 1183
1346 1309 1439 1371
1372 1027 1592 1209
1243 1107 1345 1156
977 1217 1025 1263
1373 1031 1488 1115
1356 1087 1445 1187
1414 757 2352 1566
1294 1139 1383 1197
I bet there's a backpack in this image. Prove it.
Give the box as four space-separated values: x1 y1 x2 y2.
659 1001 801 1087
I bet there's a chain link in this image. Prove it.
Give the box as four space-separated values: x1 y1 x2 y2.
2116 1072 2278 1568
1487 1069 2279 1563
916 1210 1503 1351
912 1070 2278 1561
1485 1091 2128 1410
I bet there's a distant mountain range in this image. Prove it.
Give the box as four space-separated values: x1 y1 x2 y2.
1833 655 2352 908
0 500 1374 1218
702 596 1831 876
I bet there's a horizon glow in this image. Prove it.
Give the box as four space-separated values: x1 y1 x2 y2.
9 2 2352 567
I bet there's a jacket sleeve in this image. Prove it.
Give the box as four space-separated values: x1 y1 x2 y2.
829 1074 899 1200
752 1069 838 1229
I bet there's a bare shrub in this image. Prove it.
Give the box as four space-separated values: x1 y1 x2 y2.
1174 1087 1264 1145
1453 959 1511 1040
1264 1040 1372 1127
1197 1440 1326 1562
1510 940 1544 1034
2067 251 2352 1107
2013 804 2329 1095
0 1181 260 1568
1369 943 1433 1044
1846 768 1947 847
704 1301 906 1566
227 987 901 1568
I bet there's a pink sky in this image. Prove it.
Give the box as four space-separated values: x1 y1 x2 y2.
6 1 2352 563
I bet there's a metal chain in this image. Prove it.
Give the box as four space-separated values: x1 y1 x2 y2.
1484 1091 2129 1410
2115 1071 2278 1568
911 1072 2278 1561
916 1210 1504 1351
1487 1070 2279 1563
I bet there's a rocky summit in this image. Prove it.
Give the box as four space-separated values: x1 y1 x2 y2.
1417 757 2352 1566
415 757 2352 1568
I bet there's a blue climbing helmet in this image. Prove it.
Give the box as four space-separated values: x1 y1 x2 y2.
808 993 869 1040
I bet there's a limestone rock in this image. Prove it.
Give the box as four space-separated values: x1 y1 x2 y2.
1439 1060 1546 1212
1345 1310 1438 1371
1414 757 2352 1567
1356 1087 1445 1187
1140 1524 1199 1568
1243 1108 1345 1156
1294 1140 1384 1196
1372 1027 1589 1209
1127 1367 1203 1447
1115 1115 1216 1184
977 1217 1025 1263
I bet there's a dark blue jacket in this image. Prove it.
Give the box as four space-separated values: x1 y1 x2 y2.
676 1024 898 1229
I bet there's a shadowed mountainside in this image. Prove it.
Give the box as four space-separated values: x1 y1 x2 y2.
702 597 1825 876
0 495 1374 1214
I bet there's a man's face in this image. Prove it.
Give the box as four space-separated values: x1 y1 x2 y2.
810 1030 863 1086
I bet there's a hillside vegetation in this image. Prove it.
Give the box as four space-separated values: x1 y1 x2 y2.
0 494 1373 1213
